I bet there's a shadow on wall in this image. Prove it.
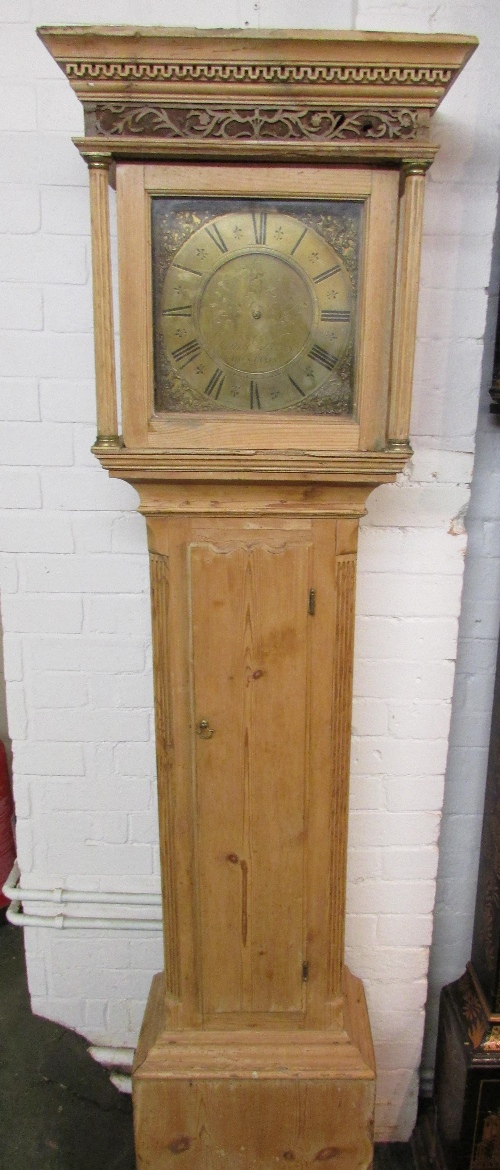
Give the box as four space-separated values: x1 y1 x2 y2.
420 173 500 1091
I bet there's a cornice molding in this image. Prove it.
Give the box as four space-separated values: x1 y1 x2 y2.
38 27 476 161
67 60 454 88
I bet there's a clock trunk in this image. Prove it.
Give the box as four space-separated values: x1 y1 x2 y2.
134 503 374 1169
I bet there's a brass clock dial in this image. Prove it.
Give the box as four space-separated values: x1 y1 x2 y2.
158 210 354 413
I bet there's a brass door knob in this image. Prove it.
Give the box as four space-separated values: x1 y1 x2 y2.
196 719 215 739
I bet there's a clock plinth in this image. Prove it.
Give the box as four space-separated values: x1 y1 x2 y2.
38 25 477 1169
133 969 375 1170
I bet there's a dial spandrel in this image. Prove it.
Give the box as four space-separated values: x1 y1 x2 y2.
152 198 362 415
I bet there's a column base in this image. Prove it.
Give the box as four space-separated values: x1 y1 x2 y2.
132 967 375 1170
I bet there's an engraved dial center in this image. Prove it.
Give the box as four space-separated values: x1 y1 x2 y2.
197 252 314 374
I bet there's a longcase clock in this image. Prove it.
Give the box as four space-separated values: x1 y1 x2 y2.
38 26 476 1170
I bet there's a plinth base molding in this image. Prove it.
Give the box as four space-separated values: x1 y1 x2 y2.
133 966 375 1170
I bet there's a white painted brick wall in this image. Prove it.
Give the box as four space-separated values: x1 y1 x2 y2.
421 361 500 1078
352 0 500 1137
0 0 499 1146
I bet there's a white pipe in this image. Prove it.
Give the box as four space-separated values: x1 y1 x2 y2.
20 889 160 906
110 1073 132 1094
6 903 162 930
6 866 151 1098
3 862 161 907
3 862 162 929
88 1048 135 1096
89 1046 134 1070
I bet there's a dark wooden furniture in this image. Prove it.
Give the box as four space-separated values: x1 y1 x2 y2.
432 631 500 1169
489 298 500 414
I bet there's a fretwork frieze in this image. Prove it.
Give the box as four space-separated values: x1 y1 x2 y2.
85 103 426 142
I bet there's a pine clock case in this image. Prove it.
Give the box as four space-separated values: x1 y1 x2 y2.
38 27 477 1170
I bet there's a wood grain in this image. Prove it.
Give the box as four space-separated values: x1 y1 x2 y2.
39 27 478 122
79 136 439 169
133 966 375 1170
116 164 151 449
150 552 180 1001
146 513 364 1039
329 551 357 998
356 169 399 451
388 164 427 449
134 1078 375 1170
190 539 311 1019
88 159 119 445
144 164 374 198
146 417 360 454
98 448 412 484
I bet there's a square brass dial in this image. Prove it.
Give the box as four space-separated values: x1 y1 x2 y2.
151 197 362 416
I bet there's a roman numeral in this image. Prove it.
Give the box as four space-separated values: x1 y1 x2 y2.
162 304 192 317
313 265 341 284
288 375 305 397
205 223 228 253
171 339 202 368
205 368 225 399
320 309 350 321
252 211 267 245
290 227 307 256
250 381 261 409
173 262 202 276
308 344 337 371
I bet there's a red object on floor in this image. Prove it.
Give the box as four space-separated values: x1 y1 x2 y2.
0 741 15 908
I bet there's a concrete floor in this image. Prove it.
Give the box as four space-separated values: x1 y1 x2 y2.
0 921 418 1169
0 922 135 1169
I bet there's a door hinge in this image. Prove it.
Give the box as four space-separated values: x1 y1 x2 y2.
308 589 316 616
302 961 309 982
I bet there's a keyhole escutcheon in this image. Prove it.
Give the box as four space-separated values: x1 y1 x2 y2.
196 719 215 739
